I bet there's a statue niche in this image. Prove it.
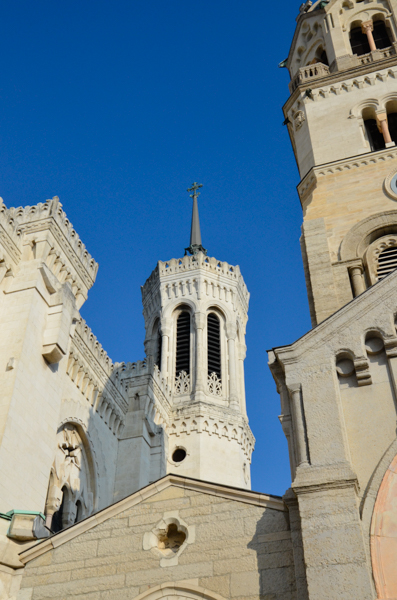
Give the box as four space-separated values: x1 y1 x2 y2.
45 424 94 532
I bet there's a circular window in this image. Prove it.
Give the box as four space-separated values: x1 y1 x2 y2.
384 169 397 200
172 448 186 463
391 174 397 195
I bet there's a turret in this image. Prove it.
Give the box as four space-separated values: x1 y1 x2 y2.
141 185 254 489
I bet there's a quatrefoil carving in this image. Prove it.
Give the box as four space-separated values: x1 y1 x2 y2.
143 511 195 567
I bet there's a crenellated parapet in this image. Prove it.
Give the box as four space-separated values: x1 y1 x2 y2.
66 319 129 435
0 201 22 270
142 253 250 333
0 197 98 307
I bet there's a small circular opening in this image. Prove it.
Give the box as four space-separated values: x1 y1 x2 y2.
172 448 186 463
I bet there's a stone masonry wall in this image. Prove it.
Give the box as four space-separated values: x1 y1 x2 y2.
19 486 296 600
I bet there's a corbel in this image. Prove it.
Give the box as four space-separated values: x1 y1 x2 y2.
353 357 372 386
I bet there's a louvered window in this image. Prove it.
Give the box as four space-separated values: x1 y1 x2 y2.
175 312 190 376
207 313 221 379
377 246 397 280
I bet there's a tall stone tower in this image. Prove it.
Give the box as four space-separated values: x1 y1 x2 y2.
269 1 397 598
140 184 253 488
282 0 397 325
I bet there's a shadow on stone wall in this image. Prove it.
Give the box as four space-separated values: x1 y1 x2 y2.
248 490 309 600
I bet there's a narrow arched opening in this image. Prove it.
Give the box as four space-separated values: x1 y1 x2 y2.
350 22 370 55
207 313 222 396
175 311 190 378
362 107 385 151
386 101 397 145
372 18 392 49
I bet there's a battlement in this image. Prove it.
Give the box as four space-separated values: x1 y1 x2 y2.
5 197 98 280
0 201 23 268
75 319 115 377
142 253 249 310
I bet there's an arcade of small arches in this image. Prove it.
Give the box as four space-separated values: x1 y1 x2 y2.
151 305 243 409
347 94 397 152
294 5 395 71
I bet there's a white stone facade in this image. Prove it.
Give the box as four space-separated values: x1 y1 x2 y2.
0 194 255 598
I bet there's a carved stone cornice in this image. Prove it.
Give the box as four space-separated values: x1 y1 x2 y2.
298 147 397 204
167 402 255 459
284 55 397 114
292 462 359 495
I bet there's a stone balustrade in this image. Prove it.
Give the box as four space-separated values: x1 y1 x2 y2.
289 62 330 93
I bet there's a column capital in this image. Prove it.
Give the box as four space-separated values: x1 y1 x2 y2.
376 111 387 124
361 19 373 33
287 382 302 395
226 322 237 340
348 264 363 275
160 317 172 337
193 311 206 330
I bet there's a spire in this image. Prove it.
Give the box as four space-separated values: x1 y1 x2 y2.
185 182 207 256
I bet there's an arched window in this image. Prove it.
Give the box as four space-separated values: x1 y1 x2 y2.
350 25 370 55
377 245 397 279
156 327 162 370
373 19 392 49
388 112 397 144
320 49 329 66
207 313 221 380
175 312 190 377
364 118 385 151
350 19 392 55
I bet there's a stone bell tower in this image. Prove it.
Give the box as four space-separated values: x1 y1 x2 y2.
282 0 397 325
141 184 254 489
267 2 397 598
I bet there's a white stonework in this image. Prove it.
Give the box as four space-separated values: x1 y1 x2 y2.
3 0 397 597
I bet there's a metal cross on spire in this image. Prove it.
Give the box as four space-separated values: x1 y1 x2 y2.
185 182 207 256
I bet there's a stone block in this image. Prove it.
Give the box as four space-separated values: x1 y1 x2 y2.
199 575 230 597
230 571 260 597
213 555 257 575
100 587 140 600
52 540 98 564
97 535 140 557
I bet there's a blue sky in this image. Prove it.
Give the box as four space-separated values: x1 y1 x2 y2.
1 1 312 496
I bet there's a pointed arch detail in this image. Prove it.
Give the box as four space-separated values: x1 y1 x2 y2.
131 583 228 600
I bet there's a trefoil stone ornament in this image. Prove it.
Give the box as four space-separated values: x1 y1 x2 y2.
175 371 190 394
208 372 222 396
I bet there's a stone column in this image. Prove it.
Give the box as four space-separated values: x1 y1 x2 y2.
349 264 366 297
361 20 376 52
289 384 309 467
385 338 397 403
160 317 172 384
193 312 206 398
226 322 239 410
144 337 154 371
238 342 247 414
376 112 394 146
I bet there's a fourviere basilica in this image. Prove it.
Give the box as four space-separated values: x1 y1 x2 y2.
1 0 397 599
